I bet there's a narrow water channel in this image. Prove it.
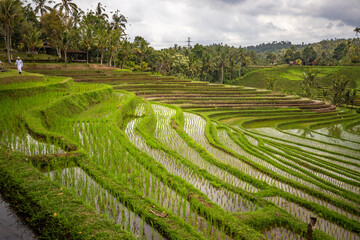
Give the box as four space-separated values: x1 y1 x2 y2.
0 194 37 240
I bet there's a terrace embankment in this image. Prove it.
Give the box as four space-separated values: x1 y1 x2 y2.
28 69 336 113
9 67 359 240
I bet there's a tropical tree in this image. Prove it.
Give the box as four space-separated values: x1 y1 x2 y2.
215 44 230 84
95 28 108 66
107 29 123 67
343 89 357 109
78 22 95 63
302 46 317 65
0 0 22 63
330 78 350 106
265 76 277 91
154 50 172 74
22 25 43 62
265 52 277 64
33 0 53 16
54 0 78 16
119 38 132 69
71 8 83 28
61 28 77 66
133 36 149 69
111 9 126 31
332 43 348 60
283 46 295 63
95 2 107 20
302 68 318 97
40 9 65 58
354 27 360 37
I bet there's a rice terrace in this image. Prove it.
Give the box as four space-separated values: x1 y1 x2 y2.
1 0 360 239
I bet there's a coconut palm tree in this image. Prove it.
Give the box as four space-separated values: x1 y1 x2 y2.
22 25 43 62
119 38 133 69
215 44 230 84
0 0 22 63
133 36 149 68
78 22 96 64
354 27 360 37
302 68 318 97
107 29 124 67
111 10 126 31
61 28 77 66
33 0 53 16
54 0 78 16
95 28 108 66
330 78 350 106
95 2 107 20
71 8 83 28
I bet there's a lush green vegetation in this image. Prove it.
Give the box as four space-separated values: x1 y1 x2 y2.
233 66 360 109
0 1 359 238
1 0 359 86
0 67 359 240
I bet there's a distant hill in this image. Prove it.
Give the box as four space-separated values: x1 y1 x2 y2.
245 41 300 53
245 38 358 53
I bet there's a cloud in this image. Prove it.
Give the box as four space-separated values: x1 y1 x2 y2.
72 0 359 49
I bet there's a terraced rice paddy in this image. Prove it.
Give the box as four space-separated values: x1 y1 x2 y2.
1 68 359 240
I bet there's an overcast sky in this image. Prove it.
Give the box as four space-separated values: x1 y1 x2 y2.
74 0 359 49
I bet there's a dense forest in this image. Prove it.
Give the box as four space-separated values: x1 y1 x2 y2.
0 0 360 84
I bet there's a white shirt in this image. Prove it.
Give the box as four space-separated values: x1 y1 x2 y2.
15 59 23 68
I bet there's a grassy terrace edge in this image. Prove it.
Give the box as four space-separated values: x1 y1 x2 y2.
0 147 136 239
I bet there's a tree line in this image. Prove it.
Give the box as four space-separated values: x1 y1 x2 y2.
1 0 359 84
259 37 360 66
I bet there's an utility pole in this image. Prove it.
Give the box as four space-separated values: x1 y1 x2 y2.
187 37 191 49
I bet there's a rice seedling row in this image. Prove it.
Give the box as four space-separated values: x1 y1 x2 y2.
70 119 236 239
47 167 166 240
184 113 337 197
216 126 360 218
152 104 258 193
126 117 258 213
250 128 360 158
266 196 360 240
249 139 360 194
44 97 239 240
262 143 360 184
249 128 359 164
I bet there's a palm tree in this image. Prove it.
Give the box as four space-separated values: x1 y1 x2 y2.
54 0 78 16
302 68 318 97
111 10 126 31
95 28 108 66
22 25 43 62
107 29 123 67
71 8 83 28
330 78 350 106
119 39 132 69
95 2 107 20
343 88 357 109
33 0 53 16
61 28 77 66
134 36 149 68
78 23 95 64
0 0 22 63
354 27 360 37
215 44 230 84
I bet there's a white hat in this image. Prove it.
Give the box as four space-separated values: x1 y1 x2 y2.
17 57 20 59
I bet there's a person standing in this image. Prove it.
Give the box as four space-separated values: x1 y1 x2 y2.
15 57 23 74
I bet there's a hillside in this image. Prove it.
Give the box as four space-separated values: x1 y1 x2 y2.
234 66 360 107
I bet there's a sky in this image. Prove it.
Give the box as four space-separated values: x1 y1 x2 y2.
74 0 360 49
